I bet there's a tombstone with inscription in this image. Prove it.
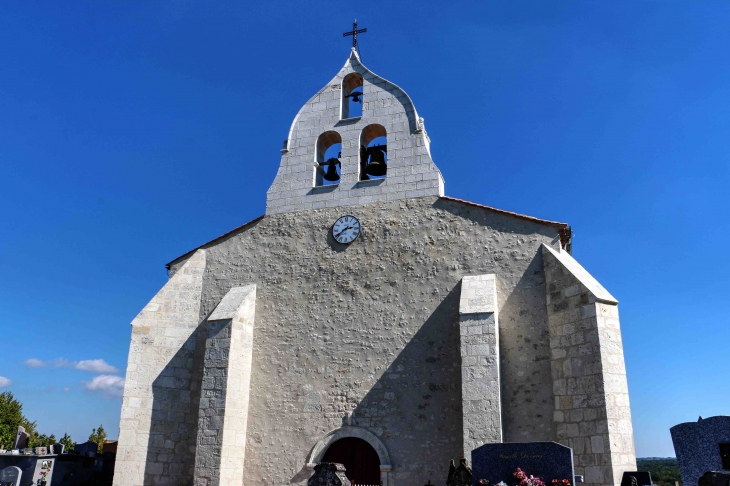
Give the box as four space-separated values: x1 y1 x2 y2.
0 466 22 486
471 442 575 486
307 463 349 486
671 416 730 486
620 471 653 486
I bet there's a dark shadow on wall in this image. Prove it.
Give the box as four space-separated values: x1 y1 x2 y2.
498 247 556 443
348 284 464 485
143 325 206 486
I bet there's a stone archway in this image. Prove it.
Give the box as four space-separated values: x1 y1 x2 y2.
305 427 392 485
322 437 380 484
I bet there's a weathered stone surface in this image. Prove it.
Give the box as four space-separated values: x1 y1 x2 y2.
113 249 206 486
671 416 730 486
459 274 502 455
166 196 562 485
193 285 256 486
543 244 636 486
471 441 574 486
307 463 349 486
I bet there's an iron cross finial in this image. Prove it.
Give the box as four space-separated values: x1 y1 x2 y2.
343 20 367 49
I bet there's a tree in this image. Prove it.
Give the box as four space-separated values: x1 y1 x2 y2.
0 392 37 449
88 425 107 453
0 392 77 451
59 433 75 452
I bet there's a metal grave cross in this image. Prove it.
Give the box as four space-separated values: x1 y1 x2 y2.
343 20 367 49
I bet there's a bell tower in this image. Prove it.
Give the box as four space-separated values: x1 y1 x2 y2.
266 48 445 215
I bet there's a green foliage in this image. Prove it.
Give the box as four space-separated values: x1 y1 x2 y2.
637 458 682 486
0 391 77 452
89 425 107 453
0 392 37 449
59 433 75 452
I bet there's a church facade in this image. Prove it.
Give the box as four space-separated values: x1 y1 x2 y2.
113 50 636 486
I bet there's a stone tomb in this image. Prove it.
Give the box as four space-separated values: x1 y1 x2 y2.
671 416 730 486
471 442 574 486
619 471 652 486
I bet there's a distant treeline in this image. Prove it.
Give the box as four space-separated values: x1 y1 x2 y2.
636 458 681 486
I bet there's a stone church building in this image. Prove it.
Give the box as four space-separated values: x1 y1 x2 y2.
113 49 636 486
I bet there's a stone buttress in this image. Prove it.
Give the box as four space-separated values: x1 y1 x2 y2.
543 244 636 486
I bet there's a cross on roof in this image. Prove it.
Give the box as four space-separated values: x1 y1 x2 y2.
343 20 367 49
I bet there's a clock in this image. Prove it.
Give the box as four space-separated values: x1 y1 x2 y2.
332 215 361 244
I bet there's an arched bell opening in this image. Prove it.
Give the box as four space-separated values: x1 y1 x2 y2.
359 124 387 181
314 131 342 186
321 437 381 485
341 73 364 120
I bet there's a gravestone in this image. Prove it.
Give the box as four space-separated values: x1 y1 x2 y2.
447 459 473 486
620 471 652 486
12 428 28 451
471 442 575 486
307 463 349 486
671 416 730 486
73 441 98 457
0 465 22 486
698 471 730 486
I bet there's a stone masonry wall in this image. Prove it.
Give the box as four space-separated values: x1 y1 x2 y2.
114 250 206 486
266 49 444 215
169 196 561 485
193 286 256 486
542 245 636 486
459 274 503 456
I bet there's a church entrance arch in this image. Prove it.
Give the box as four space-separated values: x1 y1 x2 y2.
306 426 392 485
322 437 380 484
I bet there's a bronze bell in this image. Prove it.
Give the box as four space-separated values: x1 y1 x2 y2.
365 145 387 177
322 158 340 182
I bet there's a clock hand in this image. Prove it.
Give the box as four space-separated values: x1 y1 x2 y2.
334 226 354 238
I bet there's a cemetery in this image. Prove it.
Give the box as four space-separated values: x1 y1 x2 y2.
0 426 116 486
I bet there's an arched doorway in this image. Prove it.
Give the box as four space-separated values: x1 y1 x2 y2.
321 437 381 484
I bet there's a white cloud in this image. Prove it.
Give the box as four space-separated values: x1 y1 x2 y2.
63 387 70 393
84 375 125 398
51 358 71 368
24 358 46 368
24 358 119 373
0 376 11 388
74 359 119 373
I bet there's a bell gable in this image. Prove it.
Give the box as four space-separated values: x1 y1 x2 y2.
266 48 444 215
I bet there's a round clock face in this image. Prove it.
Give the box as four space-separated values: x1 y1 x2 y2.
332 215 361 244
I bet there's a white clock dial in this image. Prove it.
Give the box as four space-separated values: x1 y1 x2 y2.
332 215 361 244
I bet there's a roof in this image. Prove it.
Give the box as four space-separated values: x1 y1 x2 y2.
440 196 568 228
165 197 570 270
165 215 265 270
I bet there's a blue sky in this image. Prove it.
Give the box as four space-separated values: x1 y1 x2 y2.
1 1 728 456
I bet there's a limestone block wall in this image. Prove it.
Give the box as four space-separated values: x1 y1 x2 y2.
459 274 503 456
266 49 444 215
193 285 257 486
542 245 636 486
168 197 564 485
113 249 206 486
